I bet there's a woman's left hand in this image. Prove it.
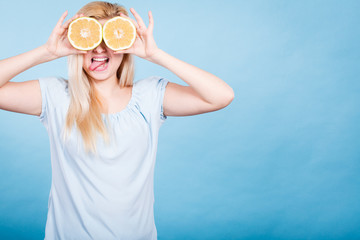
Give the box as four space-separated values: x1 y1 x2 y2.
115 8 160 61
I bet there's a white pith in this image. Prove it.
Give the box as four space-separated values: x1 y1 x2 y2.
114 29 124 39
80 29 90 38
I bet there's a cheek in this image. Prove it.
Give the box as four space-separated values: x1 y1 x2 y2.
113 55 124 67
82 54 91 69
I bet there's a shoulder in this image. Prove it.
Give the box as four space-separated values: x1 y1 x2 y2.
38 77 69 106
132 76 169 121
134 76 163 86
134 76 169 96
38 76 68 92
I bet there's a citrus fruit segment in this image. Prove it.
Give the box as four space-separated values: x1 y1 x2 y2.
103 16 137 51
67 17 102 51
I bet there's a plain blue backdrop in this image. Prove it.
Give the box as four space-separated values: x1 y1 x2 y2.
1 0 359 239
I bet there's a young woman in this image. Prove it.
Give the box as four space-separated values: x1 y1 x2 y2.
0 1 234 239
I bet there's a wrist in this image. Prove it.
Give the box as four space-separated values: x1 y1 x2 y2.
146 48 166 64
41 44 60 62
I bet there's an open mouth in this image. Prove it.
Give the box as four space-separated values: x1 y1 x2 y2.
90 57 109 71
91 57 110 63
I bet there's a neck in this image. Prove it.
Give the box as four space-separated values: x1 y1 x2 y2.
91 76 120 98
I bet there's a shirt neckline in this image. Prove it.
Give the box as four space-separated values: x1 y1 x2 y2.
101 82 136 118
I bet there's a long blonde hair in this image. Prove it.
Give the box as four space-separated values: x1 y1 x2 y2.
62 1 135 155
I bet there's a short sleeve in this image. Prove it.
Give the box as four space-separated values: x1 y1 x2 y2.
37 77 69 124
135 76 170 128
157 77 169 123
38 79 47 123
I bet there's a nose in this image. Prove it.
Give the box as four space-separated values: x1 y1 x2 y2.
93 41 107 53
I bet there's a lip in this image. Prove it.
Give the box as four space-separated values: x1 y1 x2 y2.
90 55 110 72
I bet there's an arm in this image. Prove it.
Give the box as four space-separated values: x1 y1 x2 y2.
0 46 56 88
149 50 234 116
116 9 234 117
0 11 85 116
0 46 55 116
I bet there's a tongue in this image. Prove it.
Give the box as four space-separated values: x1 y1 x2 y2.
90 61 106 71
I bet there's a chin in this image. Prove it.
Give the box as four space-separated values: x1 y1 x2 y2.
88 74 113 82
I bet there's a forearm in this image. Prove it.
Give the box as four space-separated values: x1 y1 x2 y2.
148 49 234 106
0 45 56 87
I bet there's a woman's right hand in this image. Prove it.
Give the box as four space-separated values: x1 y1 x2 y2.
44 11 86 60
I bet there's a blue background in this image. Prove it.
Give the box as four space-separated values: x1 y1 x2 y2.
1 0 359 239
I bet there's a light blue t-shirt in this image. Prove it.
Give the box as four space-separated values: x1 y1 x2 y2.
38 76 169 240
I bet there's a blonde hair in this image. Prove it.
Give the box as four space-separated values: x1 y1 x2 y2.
62 1 135 155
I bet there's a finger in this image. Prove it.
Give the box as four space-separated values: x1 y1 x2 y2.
56 10 68 29
130 8 146 29
120 12 139 29
63 14 80 29
148 11 154 34
136 32 144 42
113 49 132 54
76 50 87 54
69 50 87 55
